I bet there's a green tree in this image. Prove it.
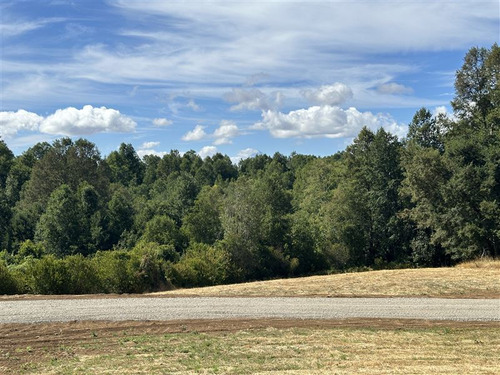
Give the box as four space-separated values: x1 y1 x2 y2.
0 188 12 250
290 157 345 271
452 43 499 131
35 184 83 257
107 186 134 247
407 108 445 152
182 185 224 245
140 215 184 251
332 127 407 266
0 139 14 188
150 172 199 224
106 143 144 186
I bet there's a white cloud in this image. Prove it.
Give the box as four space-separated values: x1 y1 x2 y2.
198 146 218 159
213 120 240 145
302 83 353 106
137 149 167 158
141 141 160 149
433 105 448 117
1 106 136 138
224 88 284 111
377 82 414 95
254 105 407 139
182 120 241 145
137 140 167 159
39 105 136 135
182 125 207 141
152 117 172 127
0 110 43 138
231 148 260 164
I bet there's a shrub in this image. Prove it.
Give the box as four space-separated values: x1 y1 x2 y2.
129 242 174 292
91 250 134 293
0 260 18 294
17 240 45 260
63 254 99 294
169 243 230 287
26 255 69 294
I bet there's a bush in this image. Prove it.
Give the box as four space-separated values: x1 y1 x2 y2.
91 250 134 293
63 254 99 294
26 255 69 294
129 242 174 292
17 240 45 259
169 243 230 287
0 260 18 294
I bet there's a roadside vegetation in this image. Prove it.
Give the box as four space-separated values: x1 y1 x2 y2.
1 44 499 295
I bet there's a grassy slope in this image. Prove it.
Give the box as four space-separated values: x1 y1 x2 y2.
155 259 500 298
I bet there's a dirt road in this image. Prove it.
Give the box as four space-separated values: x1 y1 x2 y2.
1 297 498 323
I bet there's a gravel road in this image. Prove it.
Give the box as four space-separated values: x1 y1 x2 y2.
1 297 498 324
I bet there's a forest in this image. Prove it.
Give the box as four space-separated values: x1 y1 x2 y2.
0 45 499 295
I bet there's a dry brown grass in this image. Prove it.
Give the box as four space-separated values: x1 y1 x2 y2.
3 320 498 374
456 257 500 269
154 262 500 298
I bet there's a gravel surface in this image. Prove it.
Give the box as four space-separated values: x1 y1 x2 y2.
1 297 499 324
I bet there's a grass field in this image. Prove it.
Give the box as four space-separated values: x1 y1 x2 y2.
154 259 500 298
2 320 499 374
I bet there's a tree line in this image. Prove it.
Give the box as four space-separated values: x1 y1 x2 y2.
1 44 499 294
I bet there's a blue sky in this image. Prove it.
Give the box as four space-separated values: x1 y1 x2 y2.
1 0 499 161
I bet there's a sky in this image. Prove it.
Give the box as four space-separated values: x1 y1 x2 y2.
1 0 499 161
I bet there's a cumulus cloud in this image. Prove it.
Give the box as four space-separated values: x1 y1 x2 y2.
231 148 260 164
1 106 136 138
376 82 414 95
433 106 448 117
198 145 218 159
141 141 160 149
152 117 172 127
137 141 167 158
301 83 353 106
40 105 136 135
0 110 44 137
182 125 207 141
253 105 407 139
182 120 241 145
137 149 167 158
213 120 240 145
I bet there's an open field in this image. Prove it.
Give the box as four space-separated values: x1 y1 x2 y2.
1 319 499 374
154 261 500 299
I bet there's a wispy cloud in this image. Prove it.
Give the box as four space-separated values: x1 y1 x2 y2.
0 17 65 38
